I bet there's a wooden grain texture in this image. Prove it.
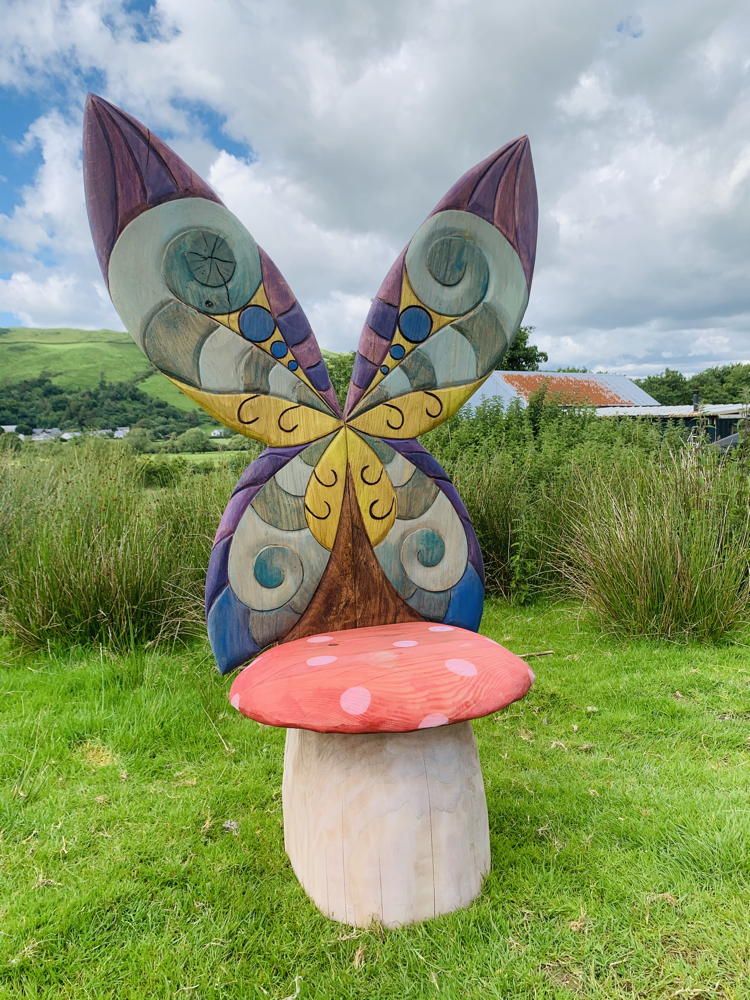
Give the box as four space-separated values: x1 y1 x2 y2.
142 300 214 385
285 474 358 638
199 324 272 392
347 428 396 547
304 428 347 549
349 471 424 631
169 377 342 446
281 722 490 927
227 501 329 613
394 467 440 519
230 620 534 732
286 475 421 640
108 197 258 349
350 379 486 439
251 477 308 531
274 453 316 496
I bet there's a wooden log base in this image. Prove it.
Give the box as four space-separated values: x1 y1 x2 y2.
282 722 490 927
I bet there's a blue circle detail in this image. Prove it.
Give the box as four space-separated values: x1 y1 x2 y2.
389 343 406 360
253 547 285 589
415 529 445 568
271 340 288 359
380 365 389 375
239 305 275 343
288 359 299 371
398 305 432 343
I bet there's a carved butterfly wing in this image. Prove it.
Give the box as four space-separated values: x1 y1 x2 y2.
344 137 538 630
205 437 340 673
82 95 344 673
83 94 342 446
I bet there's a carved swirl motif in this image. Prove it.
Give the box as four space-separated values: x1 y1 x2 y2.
248 543 304 611
405 213 491 318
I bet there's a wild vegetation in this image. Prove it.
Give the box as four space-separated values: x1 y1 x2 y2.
0 376 210 436
1 401 749 650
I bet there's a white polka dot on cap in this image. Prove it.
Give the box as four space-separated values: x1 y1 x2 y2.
230 693 241 710
306 655 337 666
340 686 371 715
393 640 417 647
445 658 478 676
307 635 333 643
419 713 449 728
428 625 454 632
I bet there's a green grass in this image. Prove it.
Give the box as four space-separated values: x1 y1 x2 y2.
0 327 149 388
0 327 195 412
2 602 749 999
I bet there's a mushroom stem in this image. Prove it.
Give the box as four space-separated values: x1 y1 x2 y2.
282 722 490 927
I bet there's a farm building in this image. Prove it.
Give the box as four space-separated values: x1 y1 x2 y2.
594 404 748 441
468 371 659 408
468 372 748 441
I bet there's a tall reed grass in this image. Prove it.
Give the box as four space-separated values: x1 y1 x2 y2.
559 448 750 640
1 405 749 648
0 440 239 650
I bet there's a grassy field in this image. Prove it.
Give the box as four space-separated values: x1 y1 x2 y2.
0 327 196 412
1 601 749 999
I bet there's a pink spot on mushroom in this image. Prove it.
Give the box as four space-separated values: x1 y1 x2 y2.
340 686 371 715
306 655 338 666
429 625 454 632
307 635 333 643
445 658 478 676
528 667 536 683
419 713 449 728
393 640 417 647
230 693 241 710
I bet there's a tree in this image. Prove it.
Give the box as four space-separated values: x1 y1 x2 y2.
124 427 157 454
174 427 214 453
323 351 355 408
500 326 548 371
634 369 690 406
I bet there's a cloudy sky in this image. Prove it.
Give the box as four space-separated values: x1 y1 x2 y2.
1 0 749 375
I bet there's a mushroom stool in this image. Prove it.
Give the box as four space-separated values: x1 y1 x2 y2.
82 94 539 927
230 622 533 926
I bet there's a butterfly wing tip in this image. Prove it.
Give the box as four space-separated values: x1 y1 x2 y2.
83 94 221 280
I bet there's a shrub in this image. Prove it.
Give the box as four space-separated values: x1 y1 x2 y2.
559 448 750 640
0 440 236 650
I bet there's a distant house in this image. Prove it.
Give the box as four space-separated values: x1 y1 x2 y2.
1 424 17 434
467 371 659 409
30 427 63 442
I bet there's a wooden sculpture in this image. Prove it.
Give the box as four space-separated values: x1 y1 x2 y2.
83 93 539 927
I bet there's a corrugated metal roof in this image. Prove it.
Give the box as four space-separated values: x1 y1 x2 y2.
595 404 749 417
466 371 660 410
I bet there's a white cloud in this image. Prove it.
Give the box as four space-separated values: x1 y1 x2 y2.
0 0 749 373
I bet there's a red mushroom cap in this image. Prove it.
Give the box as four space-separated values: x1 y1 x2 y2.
229 622 534 734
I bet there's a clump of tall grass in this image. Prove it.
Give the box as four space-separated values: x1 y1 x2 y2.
559 448 750 640
0 440 240 650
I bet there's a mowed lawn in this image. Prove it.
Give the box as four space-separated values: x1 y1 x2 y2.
1 602 749 999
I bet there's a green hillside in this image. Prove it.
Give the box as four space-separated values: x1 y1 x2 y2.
0 327 195 412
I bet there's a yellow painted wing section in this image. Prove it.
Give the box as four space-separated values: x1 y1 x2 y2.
346 428 396 546
348 378 487 439
170 377 342 447
304 428 347 549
